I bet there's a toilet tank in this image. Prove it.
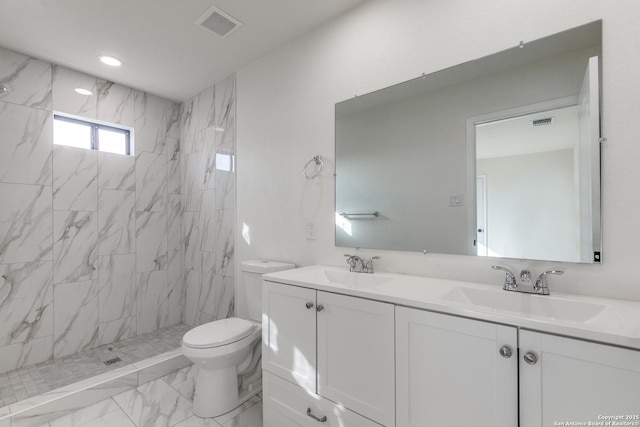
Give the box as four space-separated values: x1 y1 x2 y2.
241 260 295 321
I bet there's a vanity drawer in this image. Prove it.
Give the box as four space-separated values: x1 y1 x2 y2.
263 371 383 427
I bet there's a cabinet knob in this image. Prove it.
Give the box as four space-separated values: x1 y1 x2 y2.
499 345 513 358
305 302 314 309
523 351 538 365
316 304 325 312
306 408 327 422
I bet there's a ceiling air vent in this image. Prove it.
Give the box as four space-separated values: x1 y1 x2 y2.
531 117 554 127
196 5 242 38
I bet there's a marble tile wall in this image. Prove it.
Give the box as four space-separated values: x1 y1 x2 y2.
181 75 236 326
0 46 184 373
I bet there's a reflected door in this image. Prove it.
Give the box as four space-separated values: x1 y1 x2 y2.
476 175 487 256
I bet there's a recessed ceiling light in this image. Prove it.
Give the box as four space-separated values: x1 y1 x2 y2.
98 55 123 67
74 88 93 96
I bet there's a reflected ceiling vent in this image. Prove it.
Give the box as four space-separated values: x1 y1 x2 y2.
531 117 554 127
196 5 242 38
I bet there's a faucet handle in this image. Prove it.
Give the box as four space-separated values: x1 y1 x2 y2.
492 265 517 290
535 270 564 290
363 256 381 273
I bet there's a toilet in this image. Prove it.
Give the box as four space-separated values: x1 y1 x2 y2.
182 260 295 418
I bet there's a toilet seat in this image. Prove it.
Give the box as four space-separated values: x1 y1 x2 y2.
183 318 257 349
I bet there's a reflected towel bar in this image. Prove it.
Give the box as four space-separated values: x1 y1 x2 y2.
340 211 379 218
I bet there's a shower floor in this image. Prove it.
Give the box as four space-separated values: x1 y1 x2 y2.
0 323 191 408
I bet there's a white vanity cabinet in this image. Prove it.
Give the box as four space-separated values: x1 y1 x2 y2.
263 281 395 427
396 306 640 426
395 307 519 427
519 330 640 426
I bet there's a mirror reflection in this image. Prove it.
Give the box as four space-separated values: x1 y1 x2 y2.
335 21 602 263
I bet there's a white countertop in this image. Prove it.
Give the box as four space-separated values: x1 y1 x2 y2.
263 265 640 350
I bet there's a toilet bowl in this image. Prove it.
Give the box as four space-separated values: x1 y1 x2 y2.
182 260 294 418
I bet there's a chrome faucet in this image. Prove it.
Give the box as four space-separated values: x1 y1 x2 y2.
344 254 380 274
492 266 563 295
344 254 365 272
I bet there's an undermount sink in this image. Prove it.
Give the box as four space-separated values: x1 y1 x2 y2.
440 286 607 322
321 269 393 288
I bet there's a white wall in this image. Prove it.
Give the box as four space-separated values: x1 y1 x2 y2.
236 0 640 304
477 149 579 262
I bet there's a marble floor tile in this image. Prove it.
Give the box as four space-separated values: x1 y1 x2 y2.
47 397 121 427
113 378 192 427
219 402 262 427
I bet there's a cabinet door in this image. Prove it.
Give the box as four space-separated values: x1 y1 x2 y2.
520 330 640 427
263 371 383 427
317 291 395 427
396 307 518 427
262 281 317 391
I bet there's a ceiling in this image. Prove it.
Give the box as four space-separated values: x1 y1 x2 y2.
0 0 364 102
476 105 580 160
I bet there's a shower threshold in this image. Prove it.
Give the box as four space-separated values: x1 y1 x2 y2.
0 323 192 426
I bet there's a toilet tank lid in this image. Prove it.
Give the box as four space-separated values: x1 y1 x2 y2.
241 260 295 274
183 318 256 349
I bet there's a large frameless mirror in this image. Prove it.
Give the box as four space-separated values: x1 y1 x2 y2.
335 21 602 263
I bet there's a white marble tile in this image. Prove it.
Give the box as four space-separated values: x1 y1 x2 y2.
136 151 167 212
136 212 167 272
167 249 183 312
52 66 97 118
0 183 53 264
200 253 234 320
97 152 135 191
98 190 135 255
180 97 198 154
0 261 53 346
215 209 235 277
183 270 202 327
0 101 52 185
214 143 235 210
136 270 168 335
200 128 216 190
0 336 52 374
167 137 181 195
168 194 182 251
96 81 135 127
167 102 181 140
199 190 216 253
53 280 98 358
183 212 201 271
219 401 262 427
174 415 221 427
161 364 198 389
113 378 192 427
213 75 236 146
48 397 121 427
131 348 182 371
0 406 10 427
198 85 215 131
9 368 137 427
171 378 195 402
98 316 136 346
53 211 98 284
183 152 202 212
214 396 261 426
136 354 190 385
134 92 167 154
52 146 98 211
0 47 52 110
98 254 136 323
